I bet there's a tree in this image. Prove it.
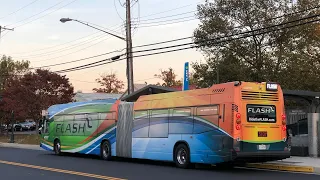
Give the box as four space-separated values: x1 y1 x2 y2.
192 0 320 91
0 55 29 128
154 68 182 87
0 55 29 91
1 69 74 122
93 72 124 93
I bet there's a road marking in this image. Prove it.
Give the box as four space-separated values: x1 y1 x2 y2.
236 167 320 175
0 160 126 180
246 163 314 173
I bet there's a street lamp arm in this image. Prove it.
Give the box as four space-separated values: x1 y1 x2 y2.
74 19 126 41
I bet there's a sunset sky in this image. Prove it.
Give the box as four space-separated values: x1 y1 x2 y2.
0 0 206 92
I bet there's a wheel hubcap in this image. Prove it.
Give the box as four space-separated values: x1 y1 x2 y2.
177 148 187 165
103 144 109 157
56 143 60 153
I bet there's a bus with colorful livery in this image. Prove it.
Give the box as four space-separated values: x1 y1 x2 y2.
39 81 290 168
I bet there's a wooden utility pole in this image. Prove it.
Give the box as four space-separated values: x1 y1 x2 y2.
126 0 134 94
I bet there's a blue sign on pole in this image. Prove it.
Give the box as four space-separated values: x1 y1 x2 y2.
183 62 189 91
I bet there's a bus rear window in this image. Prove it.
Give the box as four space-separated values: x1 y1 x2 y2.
246 104 276 123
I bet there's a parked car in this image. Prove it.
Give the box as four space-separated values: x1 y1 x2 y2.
7 124 22 132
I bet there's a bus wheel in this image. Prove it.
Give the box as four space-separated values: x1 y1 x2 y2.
101 141 111 160
54 140 61 155
174 144 190 168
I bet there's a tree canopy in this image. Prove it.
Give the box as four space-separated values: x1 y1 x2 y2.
192 0 320 91
1 69 74 122
93 72 124 93
154 67 182 87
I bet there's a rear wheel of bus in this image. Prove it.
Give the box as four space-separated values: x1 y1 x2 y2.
100 140 111 160
174 143 190 168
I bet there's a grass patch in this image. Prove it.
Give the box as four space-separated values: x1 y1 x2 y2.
0 134 40 145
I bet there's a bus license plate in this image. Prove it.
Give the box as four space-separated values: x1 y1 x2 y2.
258 131 267 137
258 144 267 150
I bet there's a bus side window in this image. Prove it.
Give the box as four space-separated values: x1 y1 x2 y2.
133 110 149 138
169 108 193 134
149 109 169 138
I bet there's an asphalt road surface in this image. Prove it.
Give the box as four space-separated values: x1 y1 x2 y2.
0 147 319 180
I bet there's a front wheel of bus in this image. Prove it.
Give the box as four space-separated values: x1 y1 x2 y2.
54 140 61 156
174 144 190 169
101 141 111 160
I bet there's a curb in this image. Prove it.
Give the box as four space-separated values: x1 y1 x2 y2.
246 163 319 174
0 143 43 151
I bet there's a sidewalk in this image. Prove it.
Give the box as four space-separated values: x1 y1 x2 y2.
0 142 43 151
246 156 320 174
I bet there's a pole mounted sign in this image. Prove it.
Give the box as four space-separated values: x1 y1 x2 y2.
41 110 48 117
183 62 189 91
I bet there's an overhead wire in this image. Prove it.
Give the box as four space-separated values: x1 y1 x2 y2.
53 13 320 73
32 48 125 69
12 0 79 29
6 0 66 27
14 24 123 59
30 4 320 69
0 0 40 20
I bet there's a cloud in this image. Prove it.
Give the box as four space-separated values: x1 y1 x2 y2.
56 8 100 14
47 35 60 40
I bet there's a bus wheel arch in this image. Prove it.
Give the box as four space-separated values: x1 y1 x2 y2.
53 138 61 155
100 139 111 160
173 141 191 168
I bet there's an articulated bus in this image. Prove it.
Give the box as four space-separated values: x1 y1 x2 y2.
39 81 290 168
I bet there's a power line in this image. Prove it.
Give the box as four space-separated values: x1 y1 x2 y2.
139 10 197 22
15 33 108 59
54 54 126 73
32 48 125 69
138 18 197 28
1 0 79 39
7 24 122 55
34 8 320 69
12 0 79 29
28 4 320 70
5 25 123 61
0 0 40 20
54 14 320 74
132 13 320 55
138 1 202 19
6 0 66 27
31 36 115 63
138 15 196 25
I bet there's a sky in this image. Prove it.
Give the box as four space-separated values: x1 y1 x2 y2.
0 0 206 93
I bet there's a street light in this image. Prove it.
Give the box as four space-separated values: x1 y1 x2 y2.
59 18 126 41
59 17 135 95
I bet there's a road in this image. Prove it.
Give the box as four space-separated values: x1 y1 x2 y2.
0 147 319 180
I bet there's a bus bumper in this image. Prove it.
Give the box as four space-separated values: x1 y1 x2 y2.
233 151 291 163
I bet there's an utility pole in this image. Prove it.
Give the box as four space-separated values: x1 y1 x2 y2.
126 0 134 95
0 26 14 40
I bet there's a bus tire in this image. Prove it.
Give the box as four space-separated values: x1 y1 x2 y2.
174 143 190 169
54 139 62 156
101 141 111 160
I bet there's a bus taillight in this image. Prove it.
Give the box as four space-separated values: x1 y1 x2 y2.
282 114 286 125
236 113 241 119
235 113 241 129
282 125 286 131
